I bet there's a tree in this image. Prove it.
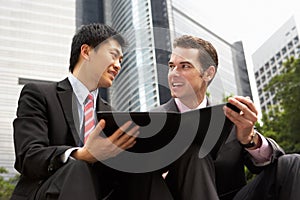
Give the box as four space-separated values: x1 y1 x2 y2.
0 167 18 199
257 56 300 153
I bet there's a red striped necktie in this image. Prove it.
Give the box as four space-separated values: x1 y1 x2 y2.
84 93 95 143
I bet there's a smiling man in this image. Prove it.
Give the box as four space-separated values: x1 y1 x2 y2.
152 35 300 200
11 24 140 200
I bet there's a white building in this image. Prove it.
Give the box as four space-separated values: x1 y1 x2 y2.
0 0 75 177
252 16 300 113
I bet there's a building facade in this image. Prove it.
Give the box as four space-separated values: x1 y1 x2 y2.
0 0 75 177
104 0 172 111
252 16 300 113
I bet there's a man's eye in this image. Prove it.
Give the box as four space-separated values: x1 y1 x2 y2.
182 64 190 68
169 65 175 70
111 53 117 58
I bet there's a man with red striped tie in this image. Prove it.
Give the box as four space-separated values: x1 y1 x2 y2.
12 23 168 200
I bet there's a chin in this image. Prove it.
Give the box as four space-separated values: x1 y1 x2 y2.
171 92 178 98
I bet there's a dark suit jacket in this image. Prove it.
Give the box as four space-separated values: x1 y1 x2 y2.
153 99 284 200
12 78 112 199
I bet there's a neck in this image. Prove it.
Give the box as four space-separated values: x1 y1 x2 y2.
179 95 205 109
73 62 97 91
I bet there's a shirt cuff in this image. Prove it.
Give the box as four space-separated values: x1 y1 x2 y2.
61 147 81 163
246 132 273 165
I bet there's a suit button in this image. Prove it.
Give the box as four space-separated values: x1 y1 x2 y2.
48 164 54 172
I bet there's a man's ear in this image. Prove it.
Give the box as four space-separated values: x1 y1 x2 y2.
203 66 216 82
80 44 91 61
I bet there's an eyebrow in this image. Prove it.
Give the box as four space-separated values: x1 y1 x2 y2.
168 61 193 65
111 47 123 58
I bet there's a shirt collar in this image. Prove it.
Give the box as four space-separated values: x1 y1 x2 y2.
68 74 98 105
174 97 207 113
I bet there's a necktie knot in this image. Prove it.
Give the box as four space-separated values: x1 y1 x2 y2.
87 93 94 102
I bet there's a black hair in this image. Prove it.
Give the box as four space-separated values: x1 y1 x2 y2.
69 23 125 72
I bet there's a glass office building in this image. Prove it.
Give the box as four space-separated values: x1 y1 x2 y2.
104 0 172 111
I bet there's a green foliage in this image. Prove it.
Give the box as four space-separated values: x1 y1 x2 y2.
244 166 256 182
0 167 18 199
258 56 300 153
222 93 234 103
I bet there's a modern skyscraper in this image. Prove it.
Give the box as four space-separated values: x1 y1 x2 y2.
0 0 76 177
101 0 173 111
252 16 300 113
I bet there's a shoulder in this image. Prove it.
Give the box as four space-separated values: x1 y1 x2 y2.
151 99 178 112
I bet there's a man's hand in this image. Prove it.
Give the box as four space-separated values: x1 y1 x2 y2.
223 96 261 149
72 119 140 163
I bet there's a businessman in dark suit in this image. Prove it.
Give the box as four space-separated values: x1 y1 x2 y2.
152 35 300 200
11 23 163 200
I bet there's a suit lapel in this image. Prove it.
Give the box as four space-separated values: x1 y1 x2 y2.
96 95 112 112
163 99 180 112
57 78 81 145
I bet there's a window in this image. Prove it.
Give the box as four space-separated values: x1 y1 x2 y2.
276 52 281 60
294 36 299 44
261 75 266 83
296 45 300 54
272 66 277 74
266 92 270 100
260 66 264 74
271 90 275 96
260 97 264 104
256 80 261 87
282 47 287 55
255 71 259 78
290 50 295 57
267 71 271 78
270 57 275 65
288 41 293 49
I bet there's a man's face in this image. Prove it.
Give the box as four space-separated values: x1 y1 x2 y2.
168 47 206 101
88 39 123 89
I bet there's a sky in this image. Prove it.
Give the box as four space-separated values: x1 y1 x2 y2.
179 0 300 112
187 0 300 55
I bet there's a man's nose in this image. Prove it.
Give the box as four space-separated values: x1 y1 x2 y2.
169 66 180 76
113 60 121 71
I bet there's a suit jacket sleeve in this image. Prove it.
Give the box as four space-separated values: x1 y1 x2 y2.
13 83 73 180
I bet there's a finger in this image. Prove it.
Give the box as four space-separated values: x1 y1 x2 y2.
114 126 140 147
224 106 243 123
109 121 132 142
228 97 257 121
233 96 258 115
120 131 140 149
224 106 255 128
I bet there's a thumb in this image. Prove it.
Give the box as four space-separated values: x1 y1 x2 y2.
89 119 106 139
